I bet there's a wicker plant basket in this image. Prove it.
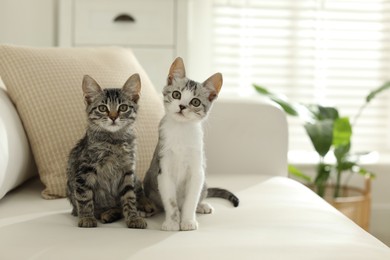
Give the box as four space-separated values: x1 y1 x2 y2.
322 176 371 231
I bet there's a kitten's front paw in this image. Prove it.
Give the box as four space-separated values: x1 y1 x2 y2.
78 217 97 228
180 219 198 231
162 220 180 231
196 203 214 214
126 217 147 229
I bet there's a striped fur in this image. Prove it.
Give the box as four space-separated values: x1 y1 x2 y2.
207 188 239 207
66 74 154 228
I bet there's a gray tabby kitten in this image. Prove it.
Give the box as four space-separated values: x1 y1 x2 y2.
67 74 153 228
143 57 239 231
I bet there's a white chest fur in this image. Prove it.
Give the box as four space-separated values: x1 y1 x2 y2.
159 118 204 176
161 118 203 150
157 116 207 231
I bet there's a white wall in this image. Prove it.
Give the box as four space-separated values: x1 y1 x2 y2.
0 0 57 47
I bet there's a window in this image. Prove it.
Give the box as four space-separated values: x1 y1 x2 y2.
189 0 390 153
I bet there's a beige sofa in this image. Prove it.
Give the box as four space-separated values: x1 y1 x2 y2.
0 45 389 259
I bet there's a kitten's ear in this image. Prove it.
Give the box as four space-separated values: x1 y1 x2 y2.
203 73 223 101
122 73 141 103
167 57 186 85
82 75 102 105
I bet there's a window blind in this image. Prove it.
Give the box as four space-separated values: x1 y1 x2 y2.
210 0 390 153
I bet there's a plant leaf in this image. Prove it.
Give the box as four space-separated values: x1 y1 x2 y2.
346 151 374 163
269 96 300 117
253 85 298 116
253 85 271 95
304 120 333 157
314 163 332 197
315 163 332 184
253 84 314 121
308 105 339 121
288 165 312 182
334 143 351 164
333 117 352 147
366 81 390 103
338 160 355 171
351 165 376 179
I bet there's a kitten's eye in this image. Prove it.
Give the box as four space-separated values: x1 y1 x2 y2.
118 104 128 112
172 91 181 99
98 105 108 112
190 98 201 107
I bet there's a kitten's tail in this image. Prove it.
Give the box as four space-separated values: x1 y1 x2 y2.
207 188 239 207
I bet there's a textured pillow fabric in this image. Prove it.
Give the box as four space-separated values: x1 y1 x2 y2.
0 45 164 199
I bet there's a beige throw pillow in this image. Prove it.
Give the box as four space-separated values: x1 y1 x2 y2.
0 45 164 199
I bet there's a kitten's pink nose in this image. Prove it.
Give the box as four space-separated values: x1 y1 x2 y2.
179 105 186 111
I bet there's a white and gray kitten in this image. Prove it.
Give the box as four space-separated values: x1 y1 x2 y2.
143 58 239 231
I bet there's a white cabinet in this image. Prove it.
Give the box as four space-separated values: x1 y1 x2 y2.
58 0 188 90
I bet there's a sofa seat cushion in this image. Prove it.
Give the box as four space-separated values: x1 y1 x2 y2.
0 175 388 260
0 45 163 199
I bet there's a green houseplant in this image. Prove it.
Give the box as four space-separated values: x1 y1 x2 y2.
253 82 390 199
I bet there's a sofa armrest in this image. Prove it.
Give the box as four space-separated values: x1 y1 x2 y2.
0 88 37 199
204 96 288 177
